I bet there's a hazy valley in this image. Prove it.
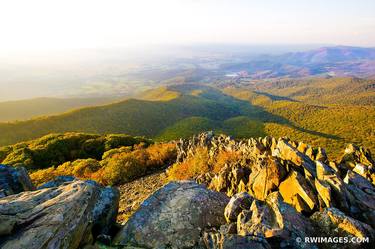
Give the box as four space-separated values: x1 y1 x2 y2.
1 45 375 249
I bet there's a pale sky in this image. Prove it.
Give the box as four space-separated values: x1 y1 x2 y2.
0 0 375 51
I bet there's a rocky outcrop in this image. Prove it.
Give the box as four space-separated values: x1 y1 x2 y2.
340 144 375 185
208 164 249 197
0 179 119 249
114 181 229 249
236 192 316 248
2 132 375 248
247 157 286 200
311 207 375 248
176 132 375 244
0 164 34 197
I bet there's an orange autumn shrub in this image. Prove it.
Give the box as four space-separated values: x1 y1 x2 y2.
168 148 243 180
167 146 210 180
212 150 242 174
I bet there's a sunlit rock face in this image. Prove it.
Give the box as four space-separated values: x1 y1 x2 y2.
0 179 119 249
175 132 375 248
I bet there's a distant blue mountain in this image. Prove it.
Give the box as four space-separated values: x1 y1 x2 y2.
222 46 375 79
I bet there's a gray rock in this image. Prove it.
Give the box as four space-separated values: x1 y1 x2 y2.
237 192 317 248
0 180 119 249
310 207 375 249
113 181 229 249
37 175 76 189
224 192 253 223
0 164 34 196
203 232 271 249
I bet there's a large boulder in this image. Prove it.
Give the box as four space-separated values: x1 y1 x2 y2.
310 207 375 248
113 181 229 249
0 180 119 249
237 192 316 248
343 170 375 227
0 164 35 197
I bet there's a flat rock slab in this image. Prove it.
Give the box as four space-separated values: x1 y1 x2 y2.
0 180 119 249
114 181 229 249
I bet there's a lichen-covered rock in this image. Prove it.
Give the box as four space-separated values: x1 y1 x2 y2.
0 164 34 197
237 192 316 248
113 181 229 249
0 180 119 249
203 232 271 249
310 207 375 248
224 192 253 223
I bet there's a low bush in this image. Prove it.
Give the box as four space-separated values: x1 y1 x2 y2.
0 132 152 170
95 143 176 185
167 147 210 180
167 147 241 180
29 142 176 186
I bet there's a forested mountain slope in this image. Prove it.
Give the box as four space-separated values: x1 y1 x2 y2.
0 81 373 158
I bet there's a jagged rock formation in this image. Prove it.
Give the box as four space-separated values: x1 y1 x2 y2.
114 181 229 249
0 164 35 197
177 132 375 248
0 179 119 249
1 132 375 248
311 208 375 249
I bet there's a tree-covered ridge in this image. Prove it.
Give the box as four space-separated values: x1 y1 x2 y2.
245 77 375 105
0 85 270 146
0 79 373 158
224 86 375 158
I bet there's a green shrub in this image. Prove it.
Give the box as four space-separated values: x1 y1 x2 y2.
0 132 152 170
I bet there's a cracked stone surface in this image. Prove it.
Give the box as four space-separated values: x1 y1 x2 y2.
0 180 119 249
114 181 229 249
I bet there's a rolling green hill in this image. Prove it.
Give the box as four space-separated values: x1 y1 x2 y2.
247 77 375 105
0 96 118 122
0 85 272 146
0 80 374 158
